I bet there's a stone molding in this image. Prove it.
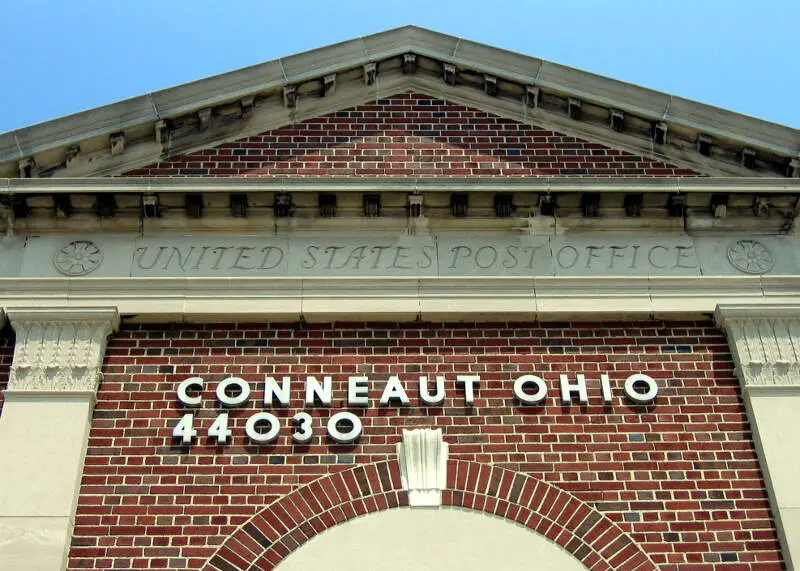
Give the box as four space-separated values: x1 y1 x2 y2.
716 304 800 388
1 275 798 323
6 176 800 194
397 428 448 507
2 26 796 179
6 307 120 393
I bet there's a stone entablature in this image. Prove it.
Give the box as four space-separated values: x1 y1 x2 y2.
6 308 119 393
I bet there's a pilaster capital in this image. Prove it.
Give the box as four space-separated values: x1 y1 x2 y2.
6 307 120 393
715 304 800 388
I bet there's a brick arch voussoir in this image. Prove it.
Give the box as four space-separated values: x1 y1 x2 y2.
203 459 655 571
444 460 657 571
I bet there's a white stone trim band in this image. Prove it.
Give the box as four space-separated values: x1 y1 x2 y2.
1 275 798 323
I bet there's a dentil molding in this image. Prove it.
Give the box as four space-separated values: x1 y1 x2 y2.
6 307 120 393
716 304 800 388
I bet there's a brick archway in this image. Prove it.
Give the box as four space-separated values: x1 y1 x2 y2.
203 459 656 571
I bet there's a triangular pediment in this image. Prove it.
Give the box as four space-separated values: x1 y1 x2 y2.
124 92 699 178
1 25 797 179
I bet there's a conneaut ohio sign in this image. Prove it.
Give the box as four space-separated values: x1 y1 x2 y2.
172 372 659 445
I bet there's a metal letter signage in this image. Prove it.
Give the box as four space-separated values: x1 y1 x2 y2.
171 372 658 446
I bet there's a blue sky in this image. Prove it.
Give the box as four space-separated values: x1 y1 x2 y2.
1 0 798 133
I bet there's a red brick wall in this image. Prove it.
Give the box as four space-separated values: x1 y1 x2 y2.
123 93 700 178
68 321 781 570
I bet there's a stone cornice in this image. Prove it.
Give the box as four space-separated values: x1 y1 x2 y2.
6 307 120 392
1 26 797 179
2 25 795 160
716 304 800 388
3 176 800 196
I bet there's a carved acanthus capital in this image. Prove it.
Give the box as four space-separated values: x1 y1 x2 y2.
716 304 800 388
6 308 120 393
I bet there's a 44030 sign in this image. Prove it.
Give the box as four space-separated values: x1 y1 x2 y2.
171 372 659 446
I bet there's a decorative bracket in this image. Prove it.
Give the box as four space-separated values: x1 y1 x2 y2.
109 132 125 156
6 308 120 393
525 85 539 108
568 98 582 120
18 158 35 178
363 62 377 86
403 53 417 75
484 74 498 96
155 120 171 146
442 63 456 85
396 428 448 507
609 109 625 132
653 121 668 145
283 86 297 109
65 145 81 168
790 158 800 178
322 74 336 97
197 108 212 131
697 133 713 156
240 96 255 116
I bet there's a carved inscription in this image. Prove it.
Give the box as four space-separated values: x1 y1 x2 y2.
134 238 701 275
444 243 698 271
134 245 286 272
441 238 700 276
553 243 698 270
33 234 725 278
300 244 434 271
447 244 545 270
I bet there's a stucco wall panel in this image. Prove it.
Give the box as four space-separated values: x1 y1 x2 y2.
273 508 588 571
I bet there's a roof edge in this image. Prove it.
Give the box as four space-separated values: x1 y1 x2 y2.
1 25 797 176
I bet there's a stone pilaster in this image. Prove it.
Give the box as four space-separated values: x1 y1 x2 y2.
716 304 800 571
0 307 119 571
